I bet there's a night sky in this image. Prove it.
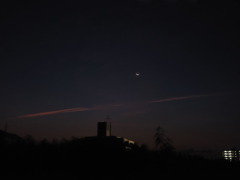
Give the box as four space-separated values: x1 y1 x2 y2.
1 0 240 150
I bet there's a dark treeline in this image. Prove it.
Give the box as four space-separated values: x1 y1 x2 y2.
1 133 240 179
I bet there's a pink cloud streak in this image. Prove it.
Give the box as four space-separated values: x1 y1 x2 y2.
147 94 217 103
17 93 221 118
17 107 99 118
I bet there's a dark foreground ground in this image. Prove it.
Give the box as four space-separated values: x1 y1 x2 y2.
1 137 240 180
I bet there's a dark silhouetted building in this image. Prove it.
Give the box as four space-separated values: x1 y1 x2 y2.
97 122 111 137
83 122 135 151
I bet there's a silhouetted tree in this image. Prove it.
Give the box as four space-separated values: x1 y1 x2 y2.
154 126 174 152
140 144 149 152
24 134 35 145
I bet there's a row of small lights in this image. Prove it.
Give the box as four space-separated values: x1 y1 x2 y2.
223 150 240 161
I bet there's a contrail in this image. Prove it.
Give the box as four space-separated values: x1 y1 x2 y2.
17 103 122 118
17 93 221 118
147 93 218 104
17 107 100 118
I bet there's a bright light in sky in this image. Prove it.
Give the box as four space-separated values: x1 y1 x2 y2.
135 72 140 76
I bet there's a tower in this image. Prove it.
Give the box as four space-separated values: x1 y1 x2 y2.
97 122 111 137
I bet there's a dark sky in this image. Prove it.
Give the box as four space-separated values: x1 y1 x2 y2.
1 0 240 150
